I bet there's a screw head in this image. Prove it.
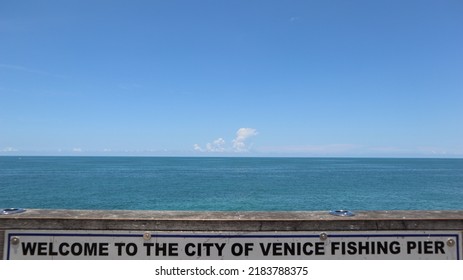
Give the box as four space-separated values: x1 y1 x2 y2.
11 236 20 245
447 239 455 247
143 232 151 240
329 210 355 217
319 232 328 241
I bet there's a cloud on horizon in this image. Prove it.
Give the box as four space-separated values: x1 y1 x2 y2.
232 128 258 152
206 138 226 152
194 128 258 153
1 147 18 152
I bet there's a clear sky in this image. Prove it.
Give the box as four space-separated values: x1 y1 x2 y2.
1 0 462 157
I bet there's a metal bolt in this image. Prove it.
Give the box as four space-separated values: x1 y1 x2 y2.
143 232 151 240
1 208 26 215
447 239 455 247
329 210 355 217
11 236 20 245
319 232 328 241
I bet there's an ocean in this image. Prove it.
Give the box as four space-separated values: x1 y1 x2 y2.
0 157 462 211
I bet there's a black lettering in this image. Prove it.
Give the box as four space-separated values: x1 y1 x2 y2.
126 243 137 256
435 241 445 254
185 243 196 256
71 243 83 256
155 242 169 256
377 241 387 254
84 243 97 256
19 241 110 257
215 243 226 257
284 242 296 255
144 243 154 256
407 241 443 255
347 242 357 255
390 241 401 254
196 243 203 257
423 241 433 254
244 243 253 256
115 242 125 256
358 242 369 255
331 242 341 255
21 242 38 255
259 243 271 256
48 242 58 256
331 241 404 256
169 243 178 256
231 243 243 256
37 242 47 256
315 242 325 255
203 243 214 256
59 243 70 256
272 243 283 256
99 243 109 256
302 242 314 255
407 241 417 254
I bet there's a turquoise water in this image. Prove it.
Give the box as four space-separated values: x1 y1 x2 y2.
0 157 462 211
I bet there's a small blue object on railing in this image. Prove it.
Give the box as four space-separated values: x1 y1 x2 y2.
329 210 355 217
1 208 26 215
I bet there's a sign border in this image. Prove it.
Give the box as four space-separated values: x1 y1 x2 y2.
5 231 461 260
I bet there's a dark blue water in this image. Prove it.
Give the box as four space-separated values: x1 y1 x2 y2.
0 157 462 211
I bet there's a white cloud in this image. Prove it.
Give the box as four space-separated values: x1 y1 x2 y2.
2 147 18 152
72 148 83 152
193 138 226 152
232 128 258 152
206 138 226 152
193 128 258 153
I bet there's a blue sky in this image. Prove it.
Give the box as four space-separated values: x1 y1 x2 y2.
1 0 462 157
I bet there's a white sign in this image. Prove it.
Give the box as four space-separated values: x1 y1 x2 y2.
4 230 462 260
